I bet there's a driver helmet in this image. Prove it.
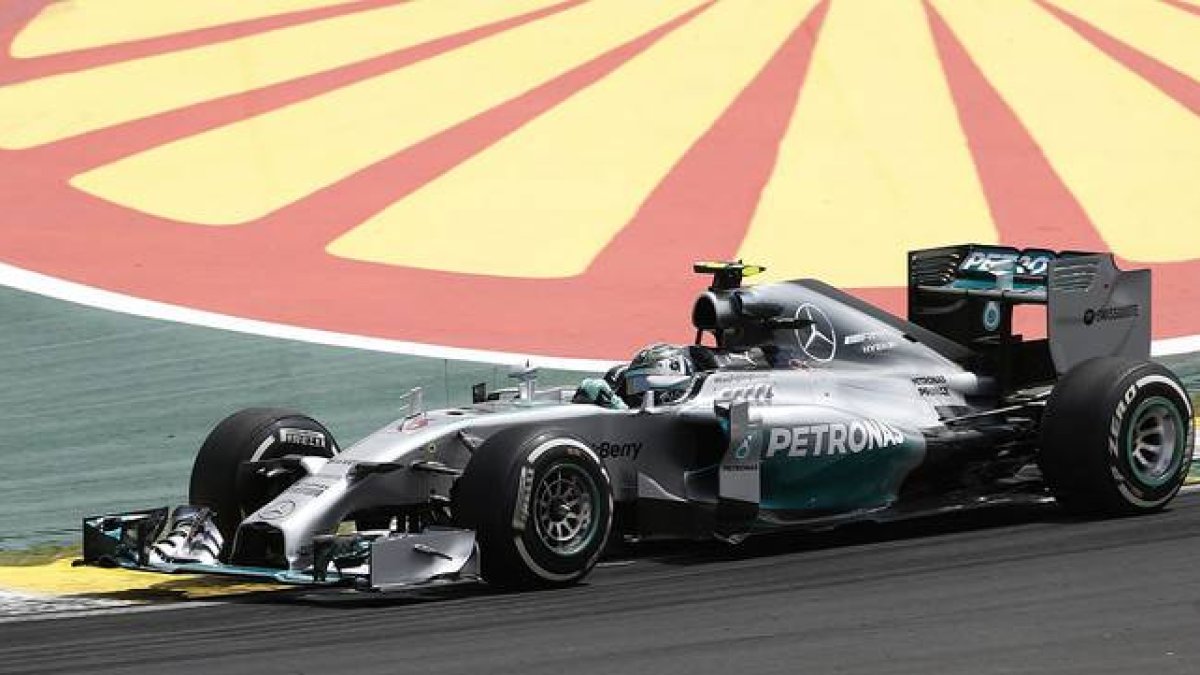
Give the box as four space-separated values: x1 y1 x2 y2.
624 343 694 404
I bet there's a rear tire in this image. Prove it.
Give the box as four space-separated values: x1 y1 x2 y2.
1039 357 1193 516
189 408 338 546
453 428 613 589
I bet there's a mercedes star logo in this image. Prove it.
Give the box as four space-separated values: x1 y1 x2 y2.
257 500 296 521
794 303 837 362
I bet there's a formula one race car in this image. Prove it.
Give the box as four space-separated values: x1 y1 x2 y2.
81 244 1194 590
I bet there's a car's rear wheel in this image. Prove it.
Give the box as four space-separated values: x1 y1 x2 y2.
1039 357 1193 515
189 408 338 549
453 428 612 589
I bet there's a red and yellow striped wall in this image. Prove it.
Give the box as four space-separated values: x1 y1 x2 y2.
1 0 1198 359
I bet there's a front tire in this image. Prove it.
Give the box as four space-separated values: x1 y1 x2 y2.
1040 358 1193 515
454 429 613 589
189 408 338 545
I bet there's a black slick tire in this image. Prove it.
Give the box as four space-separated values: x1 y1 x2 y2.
189 408 338 546
1039 357 1193 516
453 428 613 590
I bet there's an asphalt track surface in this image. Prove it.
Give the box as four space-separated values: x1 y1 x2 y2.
4 493 1200 675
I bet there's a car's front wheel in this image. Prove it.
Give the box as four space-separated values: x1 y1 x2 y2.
453 429 613 589
189 408 338 549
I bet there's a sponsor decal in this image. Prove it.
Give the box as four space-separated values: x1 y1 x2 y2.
912 375 951 397
982 300 1002 332
861 342 895 354
733 433 754 460
859 341 897 353
766 419 906 458
721 464 758 472
959 250 1053 276
1108 381 1146 463
844 331 897 355
279 428 326 448
1084 304 1139 326
511 465 535 531
844 331 886 345
716 382 774 403
793 304 837 362
596 441 641 461
257 500 295 521
722 431 760 476
285 479 331 498
400 415 430 432
723 352 762 368
710 372 770 385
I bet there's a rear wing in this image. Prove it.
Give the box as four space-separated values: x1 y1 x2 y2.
908 244 1149 382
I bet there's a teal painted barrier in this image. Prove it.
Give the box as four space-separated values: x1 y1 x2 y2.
0 286 589 549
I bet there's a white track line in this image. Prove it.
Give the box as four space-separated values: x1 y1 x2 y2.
1153 334 1200 356
2 261 1199 365
0 262 620 371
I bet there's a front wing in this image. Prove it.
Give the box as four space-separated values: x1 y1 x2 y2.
79 507 480 591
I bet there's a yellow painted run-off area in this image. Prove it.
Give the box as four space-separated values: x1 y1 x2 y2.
11 0 366 58
738 0 995 288
329 0 822 278
0 558 283 600
2 0 1198 294
931 0 1200 262
0 0 567 150
69 0 707 226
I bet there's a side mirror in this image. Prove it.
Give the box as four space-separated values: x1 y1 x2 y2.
508 361 539 401
761 316 814 329
737 301 783 319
